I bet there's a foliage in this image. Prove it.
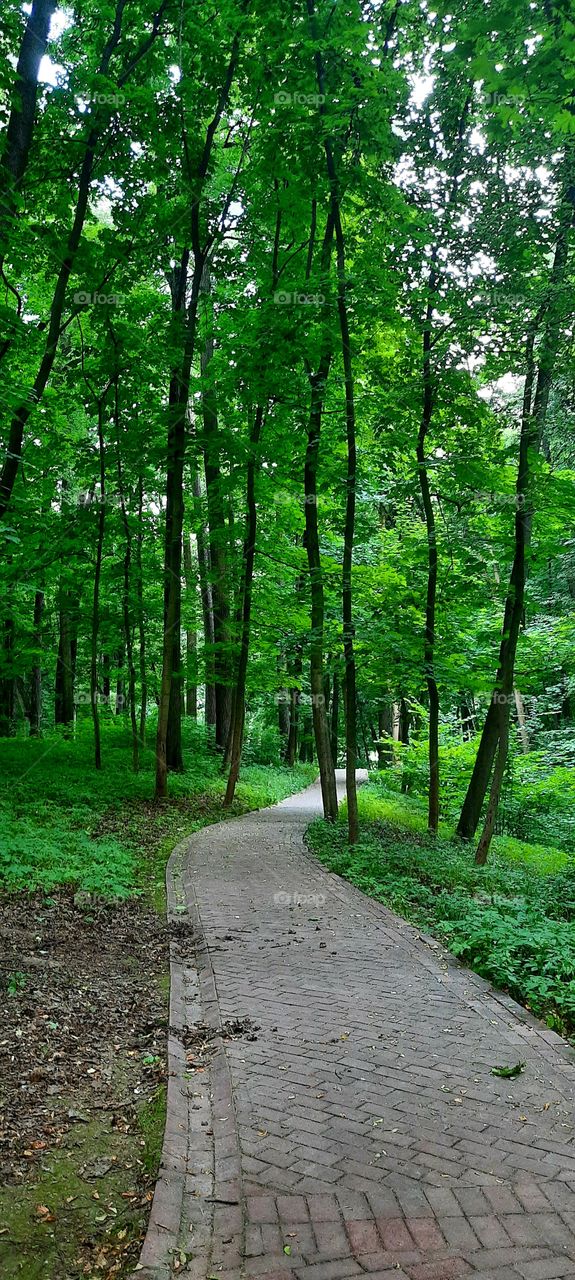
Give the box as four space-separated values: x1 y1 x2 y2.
0 723 315 896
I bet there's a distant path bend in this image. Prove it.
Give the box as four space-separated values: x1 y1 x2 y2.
135 771 575 1280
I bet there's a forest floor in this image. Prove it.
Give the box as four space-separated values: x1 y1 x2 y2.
0 725 315 1280
138 771 575 1280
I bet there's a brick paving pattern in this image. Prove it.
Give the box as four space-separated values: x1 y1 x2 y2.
136 774 575 1280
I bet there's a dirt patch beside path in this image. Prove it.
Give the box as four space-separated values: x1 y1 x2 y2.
0 890 169 1279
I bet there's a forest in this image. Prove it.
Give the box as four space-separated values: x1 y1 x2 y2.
1 0 575 1276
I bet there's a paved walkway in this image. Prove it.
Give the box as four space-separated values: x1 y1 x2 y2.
136 774 575 1280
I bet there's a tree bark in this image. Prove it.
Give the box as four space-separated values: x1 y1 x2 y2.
90 398 107 769
417 260 440 831
201 268 233 752
308 0 359 840
192 469 216 727
156 26 241 797
135 473 147 745
224 406 265 806
113 370 139 770
302 204 338 822
183 532 198 719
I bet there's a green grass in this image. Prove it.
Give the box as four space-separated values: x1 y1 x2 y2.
0 720 316 898
308 781 575 1040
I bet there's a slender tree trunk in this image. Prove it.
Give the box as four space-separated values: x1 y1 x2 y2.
475 713 510 865
417 266 440 832
113 372 139 770
193 470 216 727
90 399 107 769
308 0 358 840
183 533 198 718
304 358 338 822
135 474 147 745
301 204 338 820
224 406 264 806
156 20 244 796
201 268 233 752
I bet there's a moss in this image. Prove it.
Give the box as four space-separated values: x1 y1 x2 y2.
0 1113 146 1279
137 1087 167 1177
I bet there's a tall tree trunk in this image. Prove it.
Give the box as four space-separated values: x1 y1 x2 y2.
113 370 139 770
192 469 216 727
417 262 440 832
183 533 198 719
308 0 358 840
475 713 510 865
90 398 107 769
156 24 241 798
224 406 264 806
304 357 338 821
135 474 147 745
201 268 232 752
302 202 338 822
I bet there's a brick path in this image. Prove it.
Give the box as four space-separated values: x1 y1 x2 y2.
136 774 575 1280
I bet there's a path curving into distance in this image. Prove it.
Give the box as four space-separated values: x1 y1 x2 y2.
134 772 575 1280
